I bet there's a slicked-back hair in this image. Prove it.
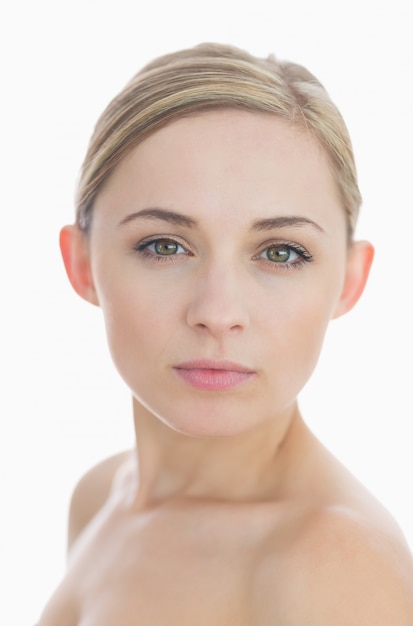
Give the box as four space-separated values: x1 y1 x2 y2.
76 43 361 239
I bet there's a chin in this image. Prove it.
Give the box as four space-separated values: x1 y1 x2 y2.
150 400 283 439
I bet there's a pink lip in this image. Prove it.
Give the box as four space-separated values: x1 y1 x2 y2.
173 359 256 391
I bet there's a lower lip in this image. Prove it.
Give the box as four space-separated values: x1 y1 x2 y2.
173 368 255 391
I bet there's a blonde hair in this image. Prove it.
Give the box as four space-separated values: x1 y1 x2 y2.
76 42 361 238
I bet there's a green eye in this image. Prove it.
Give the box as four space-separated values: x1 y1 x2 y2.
265 245 296 263
135 238 188 260
154 240 180 255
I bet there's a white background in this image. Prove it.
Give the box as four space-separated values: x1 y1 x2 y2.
1 0 412 623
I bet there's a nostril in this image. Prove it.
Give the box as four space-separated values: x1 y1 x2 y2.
187 310 249 337
185 272 250 336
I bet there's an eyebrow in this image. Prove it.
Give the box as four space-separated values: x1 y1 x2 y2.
118 207 324 233
119 207 197 228
252 216 324 233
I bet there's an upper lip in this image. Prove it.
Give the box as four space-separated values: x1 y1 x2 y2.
173 359 255 373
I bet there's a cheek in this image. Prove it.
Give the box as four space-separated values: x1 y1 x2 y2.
266 305 329 383
95 275 182 380
260 274 343 387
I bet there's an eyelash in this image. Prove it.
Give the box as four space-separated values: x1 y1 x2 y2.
134 237 191 263
133 237 313 270
254 241 313 270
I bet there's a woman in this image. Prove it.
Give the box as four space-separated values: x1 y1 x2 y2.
39 43 413 624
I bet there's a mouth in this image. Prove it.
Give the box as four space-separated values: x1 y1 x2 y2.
173 359 256 391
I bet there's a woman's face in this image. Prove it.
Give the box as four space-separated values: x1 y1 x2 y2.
76 110 369 437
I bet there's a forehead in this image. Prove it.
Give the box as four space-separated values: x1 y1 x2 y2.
95 110 344 233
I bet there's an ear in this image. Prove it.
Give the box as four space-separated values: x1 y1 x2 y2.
59 225 99 306
332 240 374 319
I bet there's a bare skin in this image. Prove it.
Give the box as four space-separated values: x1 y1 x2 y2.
39 412 413 625
39 111 413 624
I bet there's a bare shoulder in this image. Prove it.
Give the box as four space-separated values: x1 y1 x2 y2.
303 507 413 623
256 505 413 625
67 449 134 551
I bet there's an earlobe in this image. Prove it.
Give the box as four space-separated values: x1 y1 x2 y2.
333 240 374 319
59 225 99 306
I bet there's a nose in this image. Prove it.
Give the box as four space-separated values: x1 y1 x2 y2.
186 264 250 337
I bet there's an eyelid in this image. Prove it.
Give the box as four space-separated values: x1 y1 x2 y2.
252 240 314 272
132 235 313 269
134 234 192 251
132 235 194 264
255 239 313 259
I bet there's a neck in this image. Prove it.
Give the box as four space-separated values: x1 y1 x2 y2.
128 398 310 507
